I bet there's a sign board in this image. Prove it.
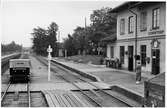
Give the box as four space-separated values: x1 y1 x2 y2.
148 30 164 35
47 45 53 53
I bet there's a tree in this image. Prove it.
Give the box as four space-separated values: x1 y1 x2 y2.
90 7 116 34
62 7 117 56
90 7 116 46
1 41 22 54
47 22 58 56
63 34 76 56
31 22 58 56
72 27 87 54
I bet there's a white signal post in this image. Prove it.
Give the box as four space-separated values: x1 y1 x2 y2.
47 45 52 81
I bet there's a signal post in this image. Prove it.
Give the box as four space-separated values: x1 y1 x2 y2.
47 45 52 81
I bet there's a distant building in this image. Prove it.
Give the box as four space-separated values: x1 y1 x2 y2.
106 2 166 74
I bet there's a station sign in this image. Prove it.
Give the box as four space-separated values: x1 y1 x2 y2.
148 30 164 35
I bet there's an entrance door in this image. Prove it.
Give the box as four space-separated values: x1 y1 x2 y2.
152 49 160 75
128 46 133 71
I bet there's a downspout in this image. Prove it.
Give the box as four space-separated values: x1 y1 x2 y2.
128 9 137 71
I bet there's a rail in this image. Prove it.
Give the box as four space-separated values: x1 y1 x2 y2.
77 77 132 107
35 56 103 106
1 82 11 102
36 56 132 107
27 82 31 107
60 75 103 107
51 59 132 107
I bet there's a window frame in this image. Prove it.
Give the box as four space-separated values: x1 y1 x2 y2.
120 18 125 35
128 16 134 33
140 11 147 31
152 8 160 29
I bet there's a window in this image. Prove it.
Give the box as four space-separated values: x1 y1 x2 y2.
152 8 160 29
128 16 134 33
110 46 114 58
120 46 125 64
140 11 147 31
120 19 125 35
141 45 146 66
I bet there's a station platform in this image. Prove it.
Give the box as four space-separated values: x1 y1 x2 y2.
51 57 156 98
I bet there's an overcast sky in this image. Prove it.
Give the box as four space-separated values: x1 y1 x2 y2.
1 0 124 47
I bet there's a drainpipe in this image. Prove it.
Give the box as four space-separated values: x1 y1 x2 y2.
128 9 137 72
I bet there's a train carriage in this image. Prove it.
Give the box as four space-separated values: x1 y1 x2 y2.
9 59 30 83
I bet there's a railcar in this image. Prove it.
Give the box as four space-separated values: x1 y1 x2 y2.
9 59 30 83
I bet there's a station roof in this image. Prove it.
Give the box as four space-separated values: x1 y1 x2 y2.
110 2 165 13
110 2 139 13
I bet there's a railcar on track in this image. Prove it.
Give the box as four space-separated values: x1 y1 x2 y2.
9 59 30 83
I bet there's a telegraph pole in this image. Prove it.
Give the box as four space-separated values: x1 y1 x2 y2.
84 17 87 55
85 17 87 28
58 31 60 57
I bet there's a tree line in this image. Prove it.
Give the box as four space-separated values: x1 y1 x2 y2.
63 7 116 56
31 22 58 56
31 7 116 57
1 41 22 55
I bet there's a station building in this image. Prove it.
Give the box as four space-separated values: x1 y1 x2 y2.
106 2 166 74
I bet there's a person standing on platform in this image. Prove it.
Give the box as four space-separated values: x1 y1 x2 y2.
136 55 141 84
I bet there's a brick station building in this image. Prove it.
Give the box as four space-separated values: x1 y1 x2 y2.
106 2 166 75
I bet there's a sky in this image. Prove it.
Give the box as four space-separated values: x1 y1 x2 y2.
1 0 124 47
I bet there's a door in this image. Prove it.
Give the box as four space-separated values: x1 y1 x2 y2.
128 46 133 71
152 49 160 75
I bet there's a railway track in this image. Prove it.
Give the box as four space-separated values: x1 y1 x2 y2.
1 82 11 102
1 54 48 107
1 82 31 107
54 66 131 107
35 56 90 83
36 56 132 107
75 76 132 107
